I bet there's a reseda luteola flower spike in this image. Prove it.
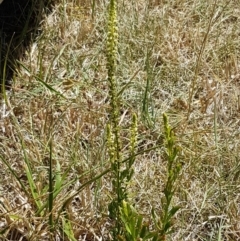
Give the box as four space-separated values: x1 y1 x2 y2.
106 0 121 159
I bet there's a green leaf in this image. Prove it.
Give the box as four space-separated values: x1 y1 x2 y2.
62 216 77 241
168 206 180 218
136 215 144 237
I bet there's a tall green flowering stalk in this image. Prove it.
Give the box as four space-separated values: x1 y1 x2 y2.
106 0 120 164
106 0 122 236
106 0 139 238
107 0 119 135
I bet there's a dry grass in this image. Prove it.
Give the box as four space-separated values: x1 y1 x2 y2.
0 0 240 240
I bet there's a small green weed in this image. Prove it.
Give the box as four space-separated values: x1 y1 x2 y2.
118 114 181 241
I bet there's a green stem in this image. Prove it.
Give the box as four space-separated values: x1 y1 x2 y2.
49 140 54 232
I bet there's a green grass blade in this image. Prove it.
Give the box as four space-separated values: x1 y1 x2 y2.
48 140 54 232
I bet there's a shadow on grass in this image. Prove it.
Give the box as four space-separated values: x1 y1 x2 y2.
0 0 53 89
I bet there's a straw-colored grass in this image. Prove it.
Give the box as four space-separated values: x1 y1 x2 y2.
0 0 240 240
